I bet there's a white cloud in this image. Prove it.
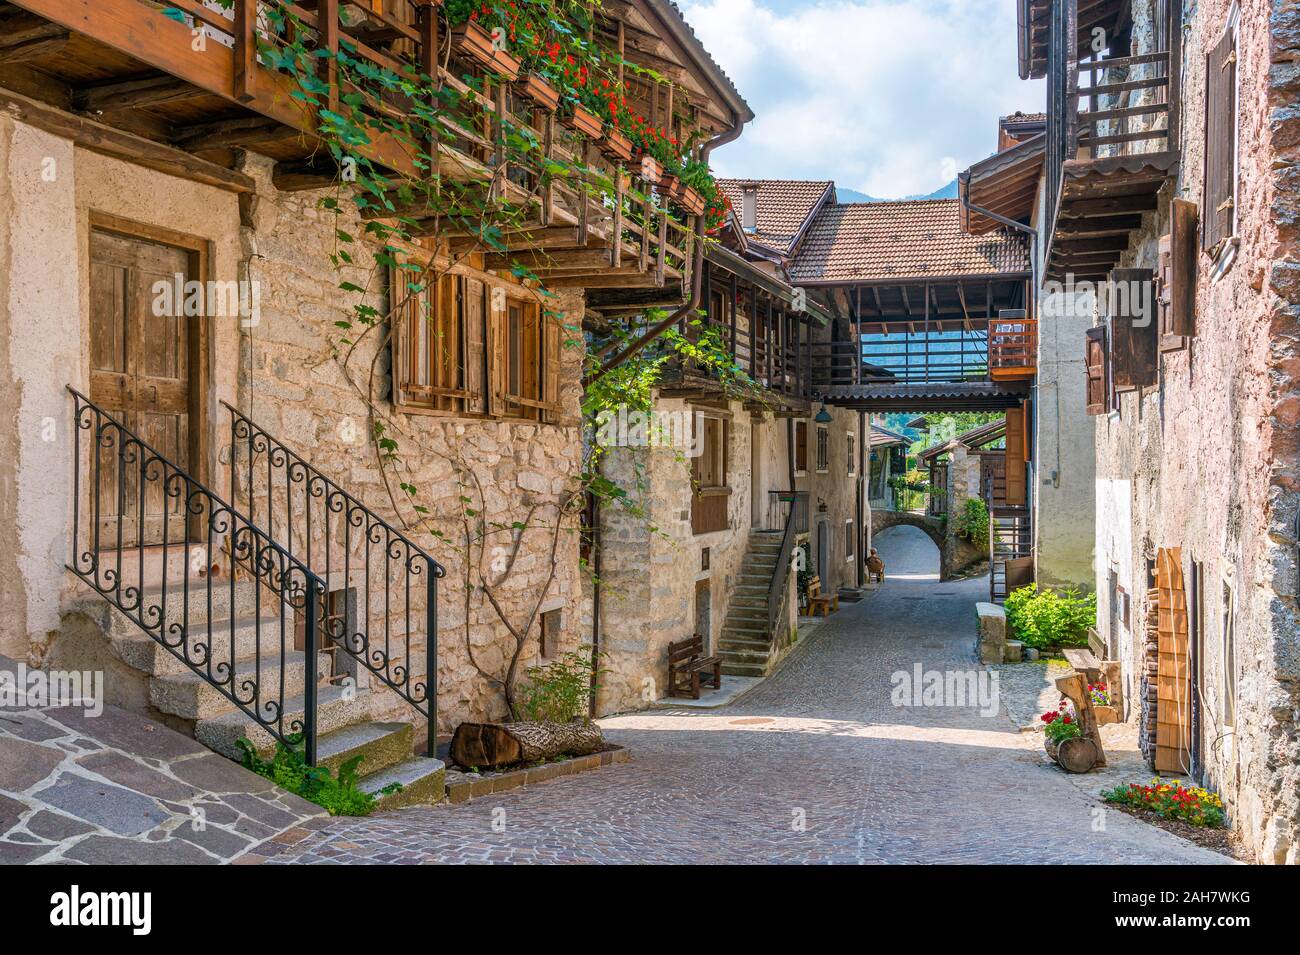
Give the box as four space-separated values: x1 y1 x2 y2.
679 0 1045 198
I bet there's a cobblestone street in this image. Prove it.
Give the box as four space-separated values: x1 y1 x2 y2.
274 528 1229 864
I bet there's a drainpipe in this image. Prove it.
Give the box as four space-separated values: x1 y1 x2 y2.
586 122 747 385
588 485 602 718
856 410 865 588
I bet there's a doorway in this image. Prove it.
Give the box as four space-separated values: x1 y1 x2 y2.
694 578 711 650
88 215 207 546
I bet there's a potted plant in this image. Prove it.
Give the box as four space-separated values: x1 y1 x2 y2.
561 102 603 138
658 171 682 200
515 72 560 112
636 148 663 184
1040 700 1080 761
676 184 706 215
450 19 522 79
599 126 633 162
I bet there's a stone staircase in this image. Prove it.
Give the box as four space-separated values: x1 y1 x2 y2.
58 564 445 810
717 530 784 677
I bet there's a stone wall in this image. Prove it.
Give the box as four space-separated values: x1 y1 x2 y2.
1090 0 1300 863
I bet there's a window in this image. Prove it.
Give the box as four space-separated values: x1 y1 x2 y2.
845 519 855 563
1203 9 1239 255
815 425 829 473
846 431 856 475
793 420 808 474
391 264 561 422
1084 326 1108 416
1221 579 1236 727
1107 268 1158 393
539 608 561 658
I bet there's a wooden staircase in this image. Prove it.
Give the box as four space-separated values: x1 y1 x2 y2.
717 530 785 677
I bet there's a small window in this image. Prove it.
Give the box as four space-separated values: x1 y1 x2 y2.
845 519 855 563
846 431 856 475
540 608 561 658
1203 10 1239 255
815 425 829 473
793 420 808 474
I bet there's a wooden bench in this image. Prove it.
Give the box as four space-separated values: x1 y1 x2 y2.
667 634 722 699
806 576 839 616
1063 647 1122 725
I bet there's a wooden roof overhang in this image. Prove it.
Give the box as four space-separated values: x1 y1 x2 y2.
1044 151 1178 281
818 381 1030 413
959 133 1045 235
917 418 1007 462
1019 0 1127 80
826 274 1033 336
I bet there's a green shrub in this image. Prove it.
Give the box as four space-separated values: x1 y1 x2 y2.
236 736 400 816
1004 583 1096 648
952 497 990 551
516 647 603 723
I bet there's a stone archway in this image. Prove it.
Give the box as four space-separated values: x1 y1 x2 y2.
868 509 982 581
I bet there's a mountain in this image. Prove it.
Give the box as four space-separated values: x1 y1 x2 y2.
837 180 958 203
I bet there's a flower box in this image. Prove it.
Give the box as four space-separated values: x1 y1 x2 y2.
450 21 521 80
599 128 634 163
658 172 682 200
636 152 663 184
676 185 706 216
561 103 603 139
515 73 560 112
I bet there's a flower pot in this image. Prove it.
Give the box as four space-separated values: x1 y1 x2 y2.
658 172 682 201
515 73 560 112
676 185 706 216
599 128 633 163
561 104 603 139
1044 737 1060 762
636 152 663 184
450 21 521 79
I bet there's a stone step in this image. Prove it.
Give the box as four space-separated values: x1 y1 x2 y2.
728 595 768 609
359 756 447 809
317 720 415 778
719 634 771 651
70 578 280 635
723 622 769 637
149 650 329 721
719 647 770 665
112 613 284 678
195 684 371 760
721 662 767 678
726 604 768 619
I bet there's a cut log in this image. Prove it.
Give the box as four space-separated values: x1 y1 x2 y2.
1054 672 1107 768
1056 736 1101 773
450 720 605 770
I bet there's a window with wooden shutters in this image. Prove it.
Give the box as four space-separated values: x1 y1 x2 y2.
392 268 467 413
1158 199 1198 349
1085 326 1108 415
846 431 855 475
794 420 808 474
691 414 730 535
815 425 829 473
1108 268 1158 392
1203 17 1238 253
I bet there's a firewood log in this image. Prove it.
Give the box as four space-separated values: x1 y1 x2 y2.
450 719 605 770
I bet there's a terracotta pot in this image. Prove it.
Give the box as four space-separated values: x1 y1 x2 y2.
676 185 706 216
450 21 521 80
599 128 634 163
561 104 603 139
515 73 560 112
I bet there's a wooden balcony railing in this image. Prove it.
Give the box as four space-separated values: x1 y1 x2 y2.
1072 50 1173 160
19 0 695 285
988 318 1037 380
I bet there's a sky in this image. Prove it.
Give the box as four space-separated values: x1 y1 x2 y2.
677 0 1045 199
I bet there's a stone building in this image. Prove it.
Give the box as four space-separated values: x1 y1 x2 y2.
1001 0 1300 863
0 0 748 785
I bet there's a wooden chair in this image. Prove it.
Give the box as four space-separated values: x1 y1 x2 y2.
806 576 838 616
666 634 722 699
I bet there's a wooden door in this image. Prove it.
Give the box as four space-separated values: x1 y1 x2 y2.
1003 406 1026 505
1155 547 1191 772
89 227 196 546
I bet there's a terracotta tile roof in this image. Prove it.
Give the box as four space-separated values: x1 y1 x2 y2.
870 425 911 448
717 179 834 254
786 199 1031 284
1000 111 1047 126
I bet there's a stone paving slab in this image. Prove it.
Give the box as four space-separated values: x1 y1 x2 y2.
0 654 328 864
272 528 1231 865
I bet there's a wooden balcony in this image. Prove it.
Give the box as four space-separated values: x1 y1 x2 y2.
988 316 1037 380
1042 0 1181 280
1 0 696 288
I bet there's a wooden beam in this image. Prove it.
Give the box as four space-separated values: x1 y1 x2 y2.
0 83 254 193
171 116 303 151
0 35 69 64
72 74 209 112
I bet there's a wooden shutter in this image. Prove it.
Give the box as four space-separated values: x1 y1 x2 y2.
1108 268 1158 392
1155 547 1192 773
1084 326 1107 415
542 307 562 424
794 421 808 472
1158 199 1199 348
463 277 487 414
1021 398 1032 462
1004 404 1026 506
1203 25 1236 252
486 284 504 417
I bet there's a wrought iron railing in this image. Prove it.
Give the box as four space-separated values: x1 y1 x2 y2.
224 402 445 757
67 387 328 762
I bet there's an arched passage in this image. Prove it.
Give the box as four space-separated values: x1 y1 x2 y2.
868 509 976 581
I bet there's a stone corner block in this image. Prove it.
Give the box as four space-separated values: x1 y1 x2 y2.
975 602 1007 664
